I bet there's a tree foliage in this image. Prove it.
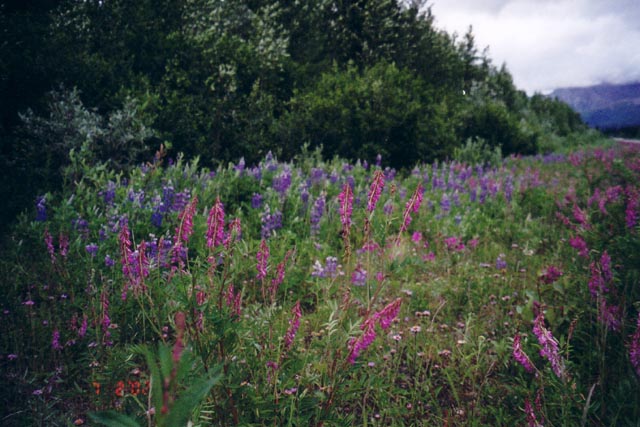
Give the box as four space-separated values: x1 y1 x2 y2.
0 0 588 234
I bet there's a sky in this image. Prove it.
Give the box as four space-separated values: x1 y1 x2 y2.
429 0 640 94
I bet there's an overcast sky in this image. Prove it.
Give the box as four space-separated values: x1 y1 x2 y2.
429 0 640 94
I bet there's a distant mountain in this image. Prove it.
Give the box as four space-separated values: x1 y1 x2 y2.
549 82 640 130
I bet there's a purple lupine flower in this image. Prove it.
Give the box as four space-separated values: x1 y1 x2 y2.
85 243 98 257
629 313 640 377
273 168 292 196
151 208 163 228
310 193 326 236
261 205 283 238
235 157 245 173
251 193 263 209
376 298 402 330
440 193 451 213
383 200 393 216
532 311 565 379
512 334 535 373
283 301 301 351
351 267 367 286
52 329 63 351
325 256 339 277
35 195 47 222
496 255 507 270
367 170 385 212
256 239 269 281
347 316 377 364
310 167 325 185
311 260 326 278
375 154 382 167
102 181 116 205
207 198 226 249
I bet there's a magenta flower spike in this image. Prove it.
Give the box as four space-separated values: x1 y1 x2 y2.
176 196 198 244
284 301 302 351
347 316 377 364
338 183 354 228
512 334 535 373
376 298 402 330
532 312 565 379
400 184 424 232
206 197 225 249
367 170 385 212
256 239 269 281
629 313 640 377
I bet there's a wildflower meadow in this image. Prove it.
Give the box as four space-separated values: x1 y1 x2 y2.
2 141 640 426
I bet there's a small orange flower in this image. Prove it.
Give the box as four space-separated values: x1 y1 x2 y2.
92 382 101 395
128 380 141 396
115 380 125 397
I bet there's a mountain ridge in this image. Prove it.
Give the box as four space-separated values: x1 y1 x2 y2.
549 82 640 130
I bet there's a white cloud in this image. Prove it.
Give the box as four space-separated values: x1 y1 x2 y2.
430 0 640 93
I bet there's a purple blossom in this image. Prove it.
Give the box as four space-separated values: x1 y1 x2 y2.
338 183 354 228
251 193 263 209
44 229 55 263
496 255 507 270
261 205 283 239
598 300 622 332
539 265 563 284
569 235 589 258
512 334 535 373
52 329 63 351
310 193 326 236
102 181 116 205
35 195 47 222
283 301 301 351
206 198 226 249
273 169 292 196
533 312 565 379
351 267 367 286
85 243 98 257
347 317 377 364
367 170 385 212
629 313 640 377
256 239 269 281
376 298 402 330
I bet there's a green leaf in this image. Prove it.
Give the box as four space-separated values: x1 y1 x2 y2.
163 366 223 427
88 411 141 427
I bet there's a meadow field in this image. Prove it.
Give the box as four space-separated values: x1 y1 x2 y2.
2 141 640 426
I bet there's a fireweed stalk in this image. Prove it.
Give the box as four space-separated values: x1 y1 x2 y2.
367 170 385 213
256 239 269 300
533 310 566 380
206 197 225 250
399 183 424 234
338 183 353 256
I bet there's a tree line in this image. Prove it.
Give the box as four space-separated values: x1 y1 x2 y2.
0 0 585 234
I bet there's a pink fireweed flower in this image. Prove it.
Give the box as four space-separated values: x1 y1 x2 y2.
625 186 639 229
283 301 302 351
119 223 133 275
572 204 589 229
256 239 269 281
524 399 542 427
411 232 423 243
175 196 198 244
629 313 640 377
44 228 55 263
569 235 588 258
367 170 385 212
532 312 565 379
270 251 291 301
225 284 242 318
52 329 63 351
172 312 186 364
400 184 424 232
376 298 402 330
224 218 242 249
58 233 69 258
347 316 377 364
444 236 465 252
539 265 563 285
598 300 622 332
206 197 225 249
512 334 535 373
338 183 354 228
